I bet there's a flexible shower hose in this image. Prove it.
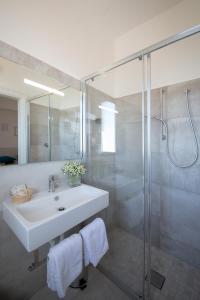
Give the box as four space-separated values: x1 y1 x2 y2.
153 88 199 168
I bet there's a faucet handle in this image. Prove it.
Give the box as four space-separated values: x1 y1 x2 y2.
48 175 56 192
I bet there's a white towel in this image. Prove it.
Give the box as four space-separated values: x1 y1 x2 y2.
80 218 109 267
47 234 82 298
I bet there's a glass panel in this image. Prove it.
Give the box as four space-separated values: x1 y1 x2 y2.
29 95 49 162
84 58 145 298
149 33 200 299
50 86 81 161
29 86 81 162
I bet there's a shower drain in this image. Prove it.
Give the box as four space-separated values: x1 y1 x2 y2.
145 269 165 290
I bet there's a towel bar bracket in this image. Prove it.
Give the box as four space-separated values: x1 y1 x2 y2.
28 236 62 271
28 249 46 272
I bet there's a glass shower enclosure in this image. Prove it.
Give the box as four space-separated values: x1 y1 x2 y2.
28 86 81 162
84 58 145 299
82 25 200 300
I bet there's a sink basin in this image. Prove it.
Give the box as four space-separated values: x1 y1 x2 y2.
3 184 109 252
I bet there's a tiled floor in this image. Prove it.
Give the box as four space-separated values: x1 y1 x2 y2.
100 227 200 300
31 227 200 300
30 267 130 300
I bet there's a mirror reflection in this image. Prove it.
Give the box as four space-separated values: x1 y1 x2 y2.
29 87 81 162
0 56 81 165
0 95 18 165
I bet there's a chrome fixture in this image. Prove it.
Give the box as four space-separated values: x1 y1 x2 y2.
48 175 56 192
153 88 199 168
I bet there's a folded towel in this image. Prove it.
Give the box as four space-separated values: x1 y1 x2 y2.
47 234 82 298
80 218 109 267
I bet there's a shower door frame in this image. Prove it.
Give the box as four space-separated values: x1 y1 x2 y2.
81 24 200 300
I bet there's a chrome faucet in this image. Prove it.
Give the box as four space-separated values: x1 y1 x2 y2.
48 175 56 192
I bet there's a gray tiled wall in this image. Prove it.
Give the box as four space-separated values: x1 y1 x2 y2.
114 93 144 235
85 77 200 268
156 79 200 266
115 78 200 267
30 103 80 162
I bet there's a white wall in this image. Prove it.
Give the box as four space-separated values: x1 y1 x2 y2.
0 0 198 93
113 0 200 97
115 0 200 60
0 0 114 79
84 0 200 98
0 0 183 80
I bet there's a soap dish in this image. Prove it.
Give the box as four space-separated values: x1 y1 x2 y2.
11 188 33 204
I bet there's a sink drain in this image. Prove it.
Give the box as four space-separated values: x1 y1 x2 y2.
57 207 66 212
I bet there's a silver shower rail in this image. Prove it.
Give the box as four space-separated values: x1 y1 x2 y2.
82 24 200 82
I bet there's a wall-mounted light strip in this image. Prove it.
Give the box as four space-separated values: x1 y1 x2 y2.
99 105 118 114
24 78 64 96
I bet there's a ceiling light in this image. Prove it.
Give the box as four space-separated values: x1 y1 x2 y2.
24 78 64 96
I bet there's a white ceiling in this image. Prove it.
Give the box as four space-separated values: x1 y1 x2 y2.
68 0 182 39
0 0 182 79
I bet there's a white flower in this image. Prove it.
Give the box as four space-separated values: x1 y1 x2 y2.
62 161 86 176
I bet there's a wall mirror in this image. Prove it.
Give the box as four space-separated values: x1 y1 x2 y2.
29 86 81 162
0 55 81 165
0 94 18 165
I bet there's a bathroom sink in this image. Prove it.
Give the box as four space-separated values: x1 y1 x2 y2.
3 184 109 252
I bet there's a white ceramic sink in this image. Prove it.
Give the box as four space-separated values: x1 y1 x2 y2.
3 184 109 252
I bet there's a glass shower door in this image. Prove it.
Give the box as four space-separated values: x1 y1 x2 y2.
50 86 81 161
29 86 82 162
84 57 146 299
148 32 200 300
29 95 50 162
